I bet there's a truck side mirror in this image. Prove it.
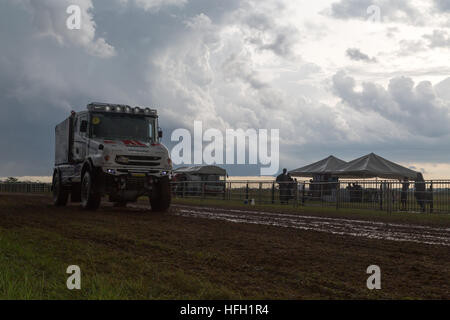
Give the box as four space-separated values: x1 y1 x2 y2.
158 129 163 139
80 120 88 133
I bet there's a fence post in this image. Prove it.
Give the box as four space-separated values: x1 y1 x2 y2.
302 182 306 206
259 183 262 205
379 182 383 211
201 182 205 200
429 181 434 214
271 182 275 204
320 182 323 206
336 183 339 210
246 183 249 201
387 182 393 214
294 181 298 208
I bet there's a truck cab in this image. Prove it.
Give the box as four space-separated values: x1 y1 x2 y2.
52 102 172 211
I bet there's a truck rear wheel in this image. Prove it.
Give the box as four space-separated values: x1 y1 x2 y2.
71 183 81 203
150 176 171 212
53 171 69 207
81 170 101 211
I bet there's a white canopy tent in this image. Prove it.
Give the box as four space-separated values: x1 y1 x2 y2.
332 153 419 180
289 156 347 177
174 165 227 176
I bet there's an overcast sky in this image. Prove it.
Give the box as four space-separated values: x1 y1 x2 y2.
1 0 450 179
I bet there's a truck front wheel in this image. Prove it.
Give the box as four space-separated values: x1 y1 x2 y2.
150 176 171 212
53 171 69 207
81 170 101 211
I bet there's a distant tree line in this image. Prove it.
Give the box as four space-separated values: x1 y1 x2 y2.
0 177 19 184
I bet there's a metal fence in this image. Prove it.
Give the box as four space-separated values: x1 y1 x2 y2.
171 179 450 214
1 180 449 214
0 183 52 194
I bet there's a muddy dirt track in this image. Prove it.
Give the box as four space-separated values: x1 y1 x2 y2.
167 205 450 247
0 193 449 299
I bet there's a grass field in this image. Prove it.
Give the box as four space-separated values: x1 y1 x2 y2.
0 194 449 299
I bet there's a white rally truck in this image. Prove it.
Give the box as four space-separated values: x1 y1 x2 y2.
52 102 172 211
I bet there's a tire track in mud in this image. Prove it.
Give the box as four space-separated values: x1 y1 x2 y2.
170 205 450 247
2 194 449 247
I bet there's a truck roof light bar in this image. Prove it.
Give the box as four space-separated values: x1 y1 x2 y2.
87 103 157 115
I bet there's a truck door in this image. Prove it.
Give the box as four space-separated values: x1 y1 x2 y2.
73 114 88 162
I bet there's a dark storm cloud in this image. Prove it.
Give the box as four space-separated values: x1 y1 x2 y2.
1 0 450 178
346 48 377 63
332 71 450 138
434 0 450 12
240 11 300 58
435 77 450 100
0 0 241 176
423 29 450 48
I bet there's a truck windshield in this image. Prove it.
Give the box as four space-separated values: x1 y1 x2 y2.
90 113 157 142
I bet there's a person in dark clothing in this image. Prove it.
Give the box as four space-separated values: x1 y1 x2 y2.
276 169 290 204
346 183 354 202
401 177 409 211
286 173 296 202
353 183 362 202
414 173 426 212
427 183 434 213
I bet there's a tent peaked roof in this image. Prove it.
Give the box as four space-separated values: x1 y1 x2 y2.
289 155 347 177
175 165 227 176
334 153 419 180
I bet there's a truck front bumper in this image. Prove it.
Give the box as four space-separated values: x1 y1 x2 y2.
102 166 171 177
100 168 171 194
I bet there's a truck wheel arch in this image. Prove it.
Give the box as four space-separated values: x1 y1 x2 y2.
50 168 59 192
81 159 95 178
51 169 59 191
81 159 102 194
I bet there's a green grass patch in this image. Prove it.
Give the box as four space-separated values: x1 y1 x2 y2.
0 227 235 300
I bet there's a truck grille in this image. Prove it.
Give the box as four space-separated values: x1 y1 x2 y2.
126 177 146 190
115 155 161 166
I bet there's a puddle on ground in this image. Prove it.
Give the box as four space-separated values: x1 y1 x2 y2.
173 206 450 247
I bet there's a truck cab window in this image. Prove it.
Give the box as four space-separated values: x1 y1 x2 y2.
90 113 156 142
78 116 88 137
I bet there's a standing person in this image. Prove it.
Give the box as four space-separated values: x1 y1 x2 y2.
427 182 434 213
286 173 295 203
414 173 426 212
401 177 409 211
276 169 289 204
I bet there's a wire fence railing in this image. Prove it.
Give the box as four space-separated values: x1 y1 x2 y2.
1 180 449 214
0 183 52 194
171 180 450 214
